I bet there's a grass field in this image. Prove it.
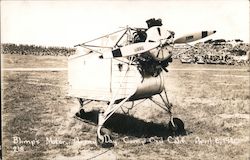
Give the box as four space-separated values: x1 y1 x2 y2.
2 54 249 160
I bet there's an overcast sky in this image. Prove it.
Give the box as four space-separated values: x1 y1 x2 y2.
1 0 249 47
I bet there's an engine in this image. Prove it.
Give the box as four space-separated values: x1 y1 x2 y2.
146 26 174 59
131 19 175 77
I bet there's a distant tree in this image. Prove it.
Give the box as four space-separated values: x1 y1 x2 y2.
1 43 75 56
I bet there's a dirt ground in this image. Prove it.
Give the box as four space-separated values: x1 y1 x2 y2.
2 54 249 160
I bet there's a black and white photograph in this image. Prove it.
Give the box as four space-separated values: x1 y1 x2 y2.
1 0 249 159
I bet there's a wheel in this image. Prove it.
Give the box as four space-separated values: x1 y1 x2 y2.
75 112 80 117
79 109 85 115
75 109 85 117
96 134 114 148
96 128 114 148
168 117 186 136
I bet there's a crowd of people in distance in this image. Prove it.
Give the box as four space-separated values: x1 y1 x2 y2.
173 41 250 65
1 41 250 66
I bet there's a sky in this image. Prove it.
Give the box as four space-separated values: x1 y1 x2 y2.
1 0 249 47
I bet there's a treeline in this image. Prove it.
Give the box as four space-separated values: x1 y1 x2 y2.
1 43 76 56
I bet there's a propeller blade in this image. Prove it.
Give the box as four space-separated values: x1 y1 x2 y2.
174 30 216 44
102 42 160 58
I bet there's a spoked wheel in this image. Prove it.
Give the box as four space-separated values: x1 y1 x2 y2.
96 128 114 148
168 117 186 136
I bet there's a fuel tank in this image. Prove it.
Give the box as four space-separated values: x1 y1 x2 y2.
129 74 164 101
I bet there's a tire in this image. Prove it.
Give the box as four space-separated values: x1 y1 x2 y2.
96 135 114 148
168 117 186 136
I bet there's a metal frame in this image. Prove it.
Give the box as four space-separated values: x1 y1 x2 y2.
72 26 176 143
96 58 136 141
75 86 175 143
149 87 175 128
74 27 134 53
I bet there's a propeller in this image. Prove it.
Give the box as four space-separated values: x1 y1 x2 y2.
101 42 160 58
146 26 173 43
144 26 175 62
174 30 216 44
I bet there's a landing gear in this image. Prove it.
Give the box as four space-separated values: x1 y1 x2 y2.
96 135 114 148
96 127 114 148
75 87 185 148
75 98 92 117
169 117 186 136
75 98 117 148
75 108 85 117
149 88 186 136
96 94 133 148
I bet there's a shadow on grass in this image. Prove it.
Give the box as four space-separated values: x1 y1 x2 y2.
76 110 186 138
